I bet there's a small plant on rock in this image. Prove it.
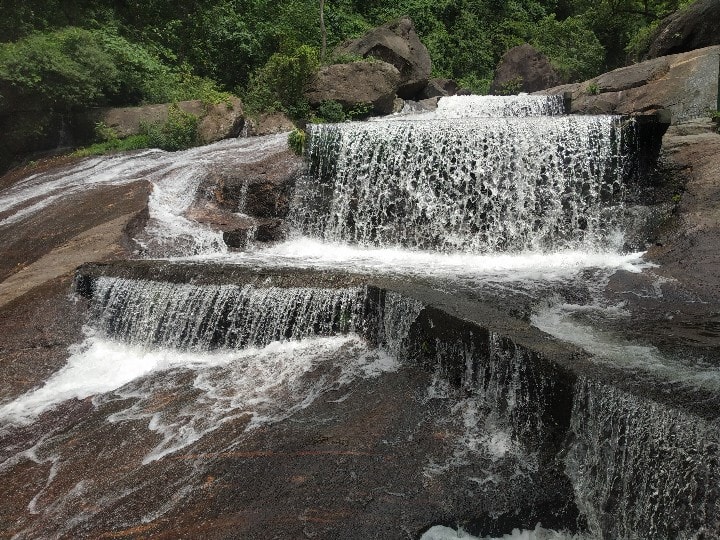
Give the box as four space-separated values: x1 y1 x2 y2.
315 100 346 123
587 82 600 95
288 128 306 156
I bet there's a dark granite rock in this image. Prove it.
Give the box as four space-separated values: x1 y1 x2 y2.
490 44 561 94
645 0 720 59
305 61 401 115
418 78 460 99
335 16 431 99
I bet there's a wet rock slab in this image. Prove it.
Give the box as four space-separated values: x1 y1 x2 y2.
0 331 578 538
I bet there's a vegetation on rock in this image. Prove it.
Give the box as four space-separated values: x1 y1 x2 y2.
0 0 701 164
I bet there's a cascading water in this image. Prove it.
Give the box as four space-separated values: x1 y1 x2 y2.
567 378 720 539
2 94 711 539
292 100 630 253
89 277 366 350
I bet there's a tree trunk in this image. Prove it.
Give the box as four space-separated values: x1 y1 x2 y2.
320 0 327 62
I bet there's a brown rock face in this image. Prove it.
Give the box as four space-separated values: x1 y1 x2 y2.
490 44 561 95
335 17 431 98
83 98 245 144
645 0 720 59
419 78 460 99
223 218 288 249
305 61 401 115
184 141 301 250
196 97 245 144
211 148 301 218
540 46 720 123
245 112 295 136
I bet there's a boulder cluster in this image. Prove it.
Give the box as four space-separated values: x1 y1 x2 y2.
305 16 461 115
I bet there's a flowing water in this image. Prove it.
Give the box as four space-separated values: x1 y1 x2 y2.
0 95 715 538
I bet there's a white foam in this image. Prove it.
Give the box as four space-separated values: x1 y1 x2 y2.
190 237 650 284
0 134 288 257
0 329 207 425
0 333 399 464
420 524 587 540
531 302 720 391
386 95 566 121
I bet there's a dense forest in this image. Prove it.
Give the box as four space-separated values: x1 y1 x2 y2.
0 0 694 122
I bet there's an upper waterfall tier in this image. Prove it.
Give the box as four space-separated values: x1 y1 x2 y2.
292 114 632 254
397 95 566 119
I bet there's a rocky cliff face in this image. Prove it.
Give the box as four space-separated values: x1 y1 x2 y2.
644 0 720 60
540 46 720 123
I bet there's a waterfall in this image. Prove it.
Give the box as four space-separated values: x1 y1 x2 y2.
4 90 697 538
88 277 367 350
292 114 631 253
567 378 720 538
412 94 566 118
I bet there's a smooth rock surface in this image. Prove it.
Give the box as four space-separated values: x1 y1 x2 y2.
419 78 460 99
244 111 295 137
541 46 720 122
86 97 245 144
305 61 401 115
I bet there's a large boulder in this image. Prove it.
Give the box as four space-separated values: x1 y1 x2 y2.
209 146 301 218
419 78 460 100
196 97 245 144
644 0 720 60
305 61 401 115
335 17 431 99
186 140 301 250
540 46 720 123
83 97 245 144
490 44 561 95
244 112 295 137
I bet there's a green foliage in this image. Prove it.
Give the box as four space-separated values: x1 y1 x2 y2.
141 104 199 151
72 134 152 157
347 102 372 120
94 121 118 142
531 15 605 81
496 77 524 96
0 27 120 112
245 44 320 117
0 0 697 125
316 100 347 123
625 19 662 61
0 27 230 114
587 82 600 95
288 128 307 156
710 110 720 134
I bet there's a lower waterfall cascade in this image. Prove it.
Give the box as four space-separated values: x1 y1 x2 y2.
0 94 717 539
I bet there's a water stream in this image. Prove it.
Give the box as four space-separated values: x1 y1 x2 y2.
0 95 715 538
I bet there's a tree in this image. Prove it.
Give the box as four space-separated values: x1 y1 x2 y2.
320 0 327 61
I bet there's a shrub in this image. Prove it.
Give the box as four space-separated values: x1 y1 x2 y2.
347 102 372 120
531 15 605 82
141 104 199 151
0 27 120 112
288 128 306 156
316 100 346 123
245 44 319 117
496 77 523 96
0 27 231 114
72 134 152 157
710 110 720 133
